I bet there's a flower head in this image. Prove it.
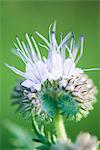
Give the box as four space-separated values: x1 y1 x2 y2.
51 132 98 150
7 22 98 121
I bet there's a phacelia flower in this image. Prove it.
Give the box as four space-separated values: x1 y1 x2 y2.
73 132 98 150
51 132 98 150
7 22 99 121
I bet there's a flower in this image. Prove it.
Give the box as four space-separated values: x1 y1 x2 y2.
72 132 98 150
51 132 98 150
7 22 99 120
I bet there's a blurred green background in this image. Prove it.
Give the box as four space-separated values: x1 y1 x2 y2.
0 0 100 149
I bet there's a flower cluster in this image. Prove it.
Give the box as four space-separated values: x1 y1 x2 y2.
51 133 98 150
7 22 97 121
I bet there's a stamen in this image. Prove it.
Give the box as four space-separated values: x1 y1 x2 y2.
25 33 37 62
83 68 100 71
16 36 25 54
38 43 48 50
58 31 73 50
72 45 78 61
11 48 19 57
60 32 63 42
36 32 50 47
52 21 56 33
14 43 27 64
51 21 58 51
75 35 84 64
65 44 73 59
60 32 66 62
5 64 25 77
42 56 47 63
70 35 74 52
14 43 34 65
21 41 32 60
49 24 52 43
31 36 41 60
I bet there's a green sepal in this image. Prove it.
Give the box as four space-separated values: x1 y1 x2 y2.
58 92 79 118
12 83 33 119
39 89 57 117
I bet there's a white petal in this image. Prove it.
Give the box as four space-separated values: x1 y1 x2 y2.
25 63 39 83
68 68 83 77
34 83 41 91
21 79 34 88
50 52 62 75
63 58 75 77
51 70 61 80
35 60 48 82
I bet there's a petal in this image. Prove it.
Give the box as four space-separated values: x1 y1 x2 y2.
21 79 34 88
25 63 40 83
35 60 48 82
68 68 83 77
63 58 75 77
49 52 62 74
34 83 41 91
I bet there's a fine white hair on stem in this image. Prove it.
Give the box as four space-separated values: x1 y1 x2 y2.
36 32 50 47
75 35 84 64
83 68 100 71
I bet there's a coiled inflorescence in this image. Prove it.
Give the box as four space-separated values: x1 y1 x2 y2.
8 22 97 121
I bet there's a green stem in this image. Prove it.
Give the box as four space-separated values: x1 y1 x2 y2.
54 111 68 143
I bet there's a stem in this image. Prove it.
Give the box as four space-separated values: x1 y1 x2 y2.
54 111 68 143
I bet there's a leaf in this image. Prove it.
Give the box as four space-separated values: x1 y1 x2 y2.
31 114 51 145
36 144 51 150
4 121 36 149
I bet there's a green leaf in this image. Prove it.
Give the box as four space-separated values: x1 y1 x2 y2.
5 121 36 149
31 113 51 145
36 144 51 150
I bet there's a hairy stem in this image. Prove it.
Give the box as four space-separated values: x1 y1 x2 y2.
54 111 68 143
